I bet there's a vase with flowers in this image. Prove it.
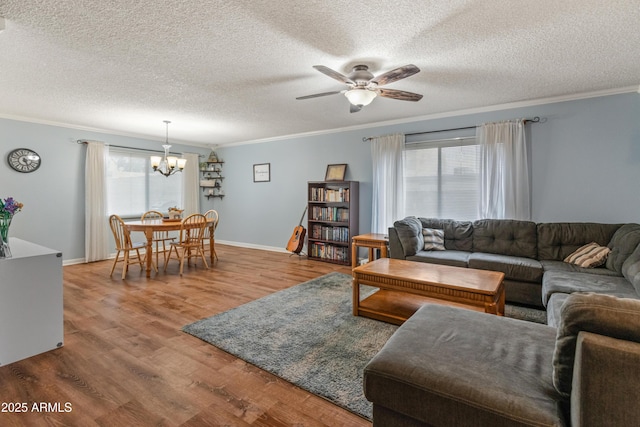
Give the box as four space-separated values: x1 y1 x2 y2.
0 197 24 259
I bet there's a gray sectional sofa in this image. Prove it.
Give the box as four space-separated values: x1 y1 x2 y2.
363 217 640 426
388 217 640 321
364 293 640 426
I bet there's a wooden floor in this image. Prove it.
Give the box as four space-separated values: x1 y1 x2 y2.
0 245 371 427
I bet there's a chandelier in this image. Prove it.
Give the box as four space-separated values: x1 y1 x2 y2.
150 120 186 177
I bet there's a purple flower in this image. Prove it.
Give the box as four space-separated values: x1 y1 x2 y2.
0 197 23 216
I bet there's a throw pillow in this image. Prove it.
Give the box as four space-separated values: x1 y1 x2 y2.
564 242 611 268
422 228 445 251
553 293 640 398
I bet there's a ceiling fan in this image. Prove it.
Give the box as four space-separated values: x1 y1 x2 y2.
296 64 423 113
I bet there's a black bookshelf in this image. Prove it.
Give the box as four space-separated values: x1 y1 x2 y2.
307 181 359 265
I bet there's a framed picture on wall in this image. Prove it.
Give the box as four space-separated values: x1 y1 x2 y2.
325 163 347 181
253 163 270 182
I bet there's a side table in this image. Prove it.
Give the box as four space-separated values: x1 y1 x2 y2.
351 233 389 269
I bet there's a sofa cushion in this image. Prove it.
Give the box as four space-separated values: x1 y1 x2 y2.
541 270 637 307
553 293 640 398
472 219 537 258
468 252 543 283
364 304 564 427
606 223 640 274
393 217 424 257
547 292 570 328
537 222 621 261
419 218 473 251
422 228 445 250
622 242 640 294
563 242 611 268
540 260 621 277
406 250 471 268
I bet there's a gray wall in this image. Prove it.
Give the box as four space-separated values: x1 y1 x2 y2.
1 91 639 262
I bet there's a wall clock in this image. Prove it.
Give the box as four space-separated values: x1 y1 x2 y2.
7 148 41 173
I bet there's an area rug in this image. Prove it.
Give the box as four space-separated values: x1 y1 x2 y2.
182 272 547 420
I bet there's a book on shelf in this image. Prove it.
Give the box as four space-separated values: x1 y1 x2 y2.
310 242 349 263
310 187 350 202
310 206 349 222
310 224 349 242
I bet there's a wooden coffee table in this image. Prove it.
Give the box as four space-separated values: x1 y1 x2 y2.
352 258 505 325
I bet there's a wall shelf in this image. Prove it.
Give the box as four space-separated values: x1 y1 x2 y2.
200 160 225 199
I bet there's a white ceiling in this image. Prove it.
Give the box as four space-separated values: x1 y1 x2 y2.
0 0 639 147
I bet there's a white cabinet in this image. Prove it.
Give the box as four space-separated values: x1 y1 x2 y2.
0 238 63 366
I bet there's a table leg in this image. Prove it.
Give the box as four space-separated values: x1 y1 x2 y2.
380 243 388 258
351 241 357 269
485 301 498 315
144 229 154 278
209 224 214 264
497 286 506 316
485 289 506 316
352 273 360 316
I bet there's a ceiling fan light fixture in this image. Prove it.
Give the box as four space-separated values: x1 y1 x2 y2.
345 89 377 106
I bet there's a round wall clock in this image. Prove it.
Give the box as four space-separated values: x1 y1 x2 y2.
7 148 41 173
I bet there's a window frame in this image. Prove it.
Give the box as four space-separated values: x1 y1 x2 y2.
106 147 183 219
403 136 479 220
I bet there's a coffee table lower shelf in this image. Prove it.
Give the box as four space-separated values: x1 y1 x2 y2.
358 289 487 325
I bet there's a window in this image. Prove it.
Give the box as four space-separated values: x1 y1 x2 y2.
107 148 182 217
404 138 480 221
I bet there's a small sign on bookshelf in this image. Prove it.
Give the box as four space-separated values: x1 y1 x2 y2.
325 163 347 181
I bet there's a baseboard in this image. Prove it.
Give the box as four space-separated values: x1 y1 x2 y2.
216 239 290 254
63 242 289 266
63 250 147 266
63 257 87 266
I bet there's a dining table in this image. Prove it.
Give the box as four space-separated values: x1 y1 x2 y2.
125 218 215 278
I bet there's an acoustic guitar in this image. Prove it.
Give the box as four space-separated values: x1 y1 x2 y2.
286 207 307 254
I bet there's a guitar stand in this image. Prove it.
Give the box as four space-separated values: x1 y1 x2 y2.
289 251 307 258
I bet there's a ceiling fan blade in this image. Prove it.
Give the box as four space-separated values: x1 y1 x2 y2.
350 103 362 113
313 65 354 85
372 64 420 86
296 91 343 100
378 88 423 102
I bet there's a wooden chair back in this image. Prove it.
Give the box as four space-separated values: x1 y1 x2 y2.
203 209 219 237
109 214 148 278
141 210 170 240
109 214 132 250
141 210 163 221
179 213 208 246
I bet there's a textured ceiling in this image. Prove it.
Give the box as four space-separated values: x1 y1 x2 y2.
0 0 639 147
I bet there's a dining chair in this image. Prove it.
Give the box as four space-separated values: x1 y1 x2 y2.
202 209 219 262
164 213 209 275
141 210 175 267
109 214 154 279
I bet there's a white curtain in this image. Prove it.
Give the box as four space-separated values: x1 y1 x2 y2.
85 141 110 262
371 133 405 234
181 152 200 215
477 120 530 220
